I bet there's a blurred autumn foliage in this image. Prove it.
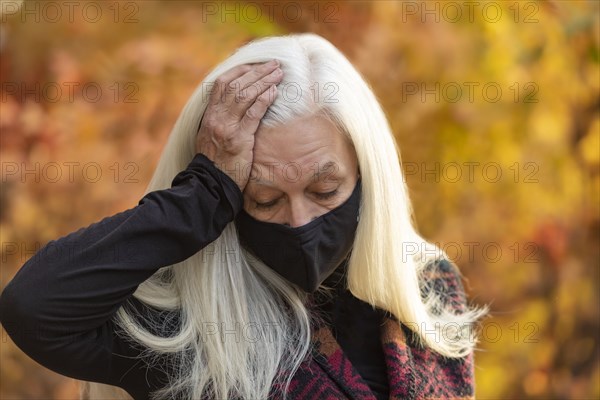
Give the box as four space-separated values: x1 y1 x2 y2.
1 1 598 399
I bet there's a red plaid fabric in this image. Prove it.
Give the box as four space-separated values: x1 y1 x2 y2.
269 259 476 400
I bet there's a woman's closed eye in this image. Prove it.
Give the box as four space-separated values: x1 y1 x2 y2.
253 189 340 210
314 188 339 200
254 198 279 210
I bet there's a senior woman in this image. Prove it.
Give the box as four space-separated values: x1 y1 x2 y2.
0 34 485 399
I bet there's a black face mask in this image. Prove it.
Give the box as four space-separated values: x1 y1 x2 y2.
235 179 362 293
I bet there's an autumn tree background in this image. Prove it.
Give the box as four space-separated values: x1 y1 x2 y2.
0 1 598 398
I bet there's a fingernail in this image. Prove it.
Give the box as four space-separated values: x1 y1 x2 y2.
269 59 279 66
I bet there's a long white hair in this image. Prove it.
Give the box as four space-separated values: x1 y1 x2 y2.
80 33 486 400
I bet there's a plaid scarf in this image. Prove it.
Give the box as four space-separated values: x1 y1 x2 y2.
269 260 475 400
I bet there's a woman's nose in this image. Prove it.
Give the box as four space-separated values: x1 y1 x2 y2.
286 198 316 228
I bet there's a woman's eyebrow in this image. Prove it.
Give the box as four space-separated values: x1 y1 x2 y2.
311 161 343 182
251 177 277 187
250 161 343 186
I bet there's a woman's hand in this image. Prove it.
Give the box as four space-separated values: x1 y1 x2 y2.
196 60 282 191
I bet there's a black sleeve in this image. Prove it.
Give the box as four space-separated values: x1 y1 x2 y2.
0 153 244 397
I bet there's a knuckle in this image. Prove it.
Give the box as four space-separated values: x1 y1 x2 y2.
249 82 262 94
245 107 257 120
205 118 225 136
252 68 265 79
258 90 272 103
254 97 267 107
214 77 226 87
214 123 228 137
227 80 240 91
203 113 217 128
237 91 250 103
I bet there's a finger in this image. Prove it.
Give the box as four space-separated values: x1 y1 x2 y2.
230 60 280 92
228 67 282 119
208 64 253 105
239 84 278 134
222 61 280 109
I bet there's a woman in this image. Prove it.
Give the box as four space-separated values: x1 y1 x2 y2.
0 33 486 399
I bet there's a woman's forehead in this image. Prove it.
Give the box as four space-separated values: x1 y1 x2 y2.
253 115 355 166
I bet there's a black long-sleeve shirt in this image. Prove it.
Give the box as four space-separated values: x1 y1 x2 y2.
0 153 389 399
